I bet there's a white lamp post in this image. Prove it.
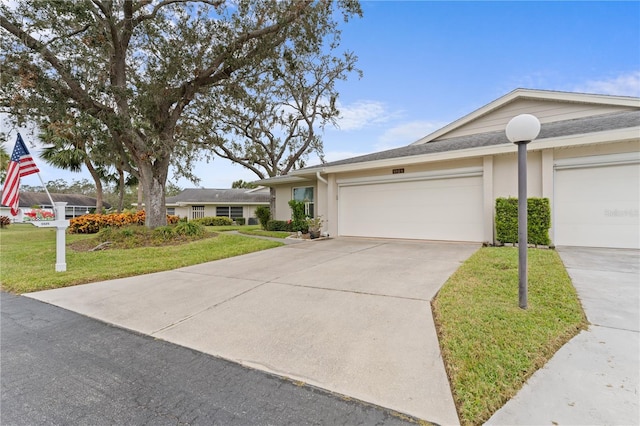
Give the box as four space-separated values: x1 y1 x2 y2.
506 114 541 309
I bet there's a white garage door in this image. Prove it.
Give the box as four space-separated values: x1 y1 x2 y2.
555 156 640 249
338 170 484 242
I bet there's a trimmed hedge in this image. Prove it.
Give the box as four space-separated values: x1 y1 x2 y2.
69 211 179 234
266 220 292 232
193 216 233 226
495 197 551 246
235 217 246 225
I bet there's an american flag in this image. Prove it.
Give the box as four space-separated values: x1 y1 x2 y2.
1 133 40 216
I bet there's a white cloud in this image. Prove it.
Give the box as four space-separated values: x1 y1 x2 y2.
575 71 640 97
335 100 401 131
375 120 446 150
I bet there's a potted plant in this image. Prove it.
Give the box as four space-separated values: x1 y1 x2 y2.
306 216 324 239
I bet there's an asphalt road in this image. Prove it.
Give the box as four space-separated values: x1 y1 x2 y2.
1 292 416 426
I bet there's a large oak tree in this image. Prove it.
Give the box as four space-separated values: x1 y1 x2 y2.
1 0 361 227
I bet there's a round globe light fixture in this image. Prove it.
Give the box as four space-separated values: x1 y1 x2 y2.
506 114 541 144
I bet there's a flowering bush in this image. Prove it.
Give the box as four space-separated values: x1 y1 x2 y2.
23 209 56 221
69 210 179 234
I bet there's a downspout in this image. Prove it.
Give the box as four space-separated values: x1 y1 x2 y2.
316 171 328 185
316 172 329 236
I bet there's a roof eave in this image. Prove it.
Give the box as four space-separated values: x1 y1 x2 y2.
172 201 269 206
255 175 313 186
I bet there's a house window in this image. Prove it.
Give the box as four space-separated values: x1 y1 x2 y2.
216 206 243 219
293 186 314 217
191 205 205 220
166 208 175 216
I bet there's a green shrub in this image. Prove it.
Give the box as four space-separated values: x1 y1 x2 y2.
120 227 136 238
193 216 233 226
266 220 292 232
175 221 206 237
288 199 308 232
153 225 175 241
97 226 115 242
255 206 271 230
235 217 246 225
96 225 148 248
495 197 551 246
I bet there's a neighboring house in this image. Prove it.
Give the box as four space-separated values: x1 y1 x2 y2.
0 191 110 220
165 187 270 224
258 89 640 249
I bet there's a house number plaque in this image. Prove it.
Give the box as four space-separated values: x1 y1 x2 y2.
392 168 405 174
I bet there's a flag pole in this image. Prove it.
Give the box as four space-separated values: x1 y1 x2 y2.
36 172 56 210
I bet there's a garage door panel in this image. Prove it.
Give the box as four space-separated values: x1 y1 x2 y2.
555 163 639 249
339 176 484 242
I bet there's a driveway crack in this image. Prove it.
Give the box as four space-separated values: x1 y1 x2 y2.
271 281 430 302
149 282 267 335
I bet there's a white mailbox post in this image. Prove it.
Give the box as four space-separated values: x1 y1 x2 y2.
30 202 70 272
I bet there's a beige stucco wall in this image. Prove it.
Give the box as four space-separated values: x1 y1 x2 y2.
493 150 543 199
172 206 190 218
273 185 294 221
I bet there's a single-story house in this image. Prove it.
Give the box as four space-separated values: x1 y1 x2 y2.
258 89 640 249
0 191 110 220
165 187 270 224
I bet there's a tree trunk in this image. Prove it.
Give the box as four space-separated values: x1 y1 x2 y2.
138 159 169 228
137 185 143 211
84 159 104 213
117 168 125 212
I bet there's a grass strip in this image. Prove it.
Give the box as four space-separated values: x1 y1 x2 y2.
1 224 282 294
238 229 292 239
432 247 587 425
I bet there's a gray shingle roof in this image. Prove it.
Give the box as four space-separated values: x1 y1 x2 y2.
0 191 111 209
306 110 640 170
166 188 270 204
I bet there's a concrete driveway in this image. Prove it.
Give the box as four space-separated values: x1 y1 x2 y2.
26 237 479 425
488 247 640 425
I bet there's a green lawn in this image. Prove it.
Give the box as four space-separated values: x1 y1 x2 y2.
205 224 261 232
0 224 282 294
432 247 587 425
203 225 291 239
238 229 292 239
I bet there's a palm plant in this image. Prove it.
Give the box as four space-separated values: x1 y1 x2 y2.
39 118 107 212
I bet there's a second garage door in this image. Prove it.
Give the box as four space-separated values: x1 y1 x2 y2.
338 170 484 242
554 154 640 249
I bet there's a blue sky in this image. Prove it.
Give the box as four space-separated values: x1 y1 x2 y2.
7 0 640 189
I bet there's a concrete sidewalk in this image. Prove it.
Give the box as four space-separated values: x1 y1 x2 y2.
487 247 640 425
26 238 479 425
